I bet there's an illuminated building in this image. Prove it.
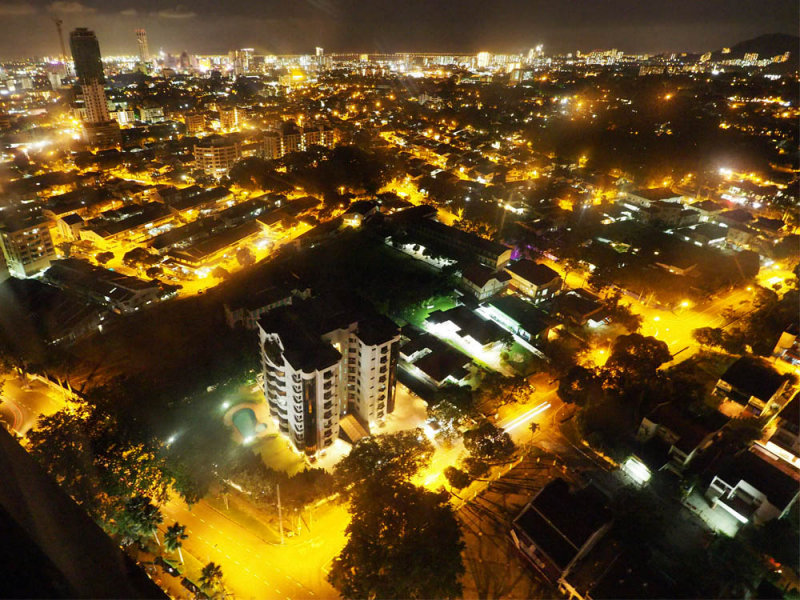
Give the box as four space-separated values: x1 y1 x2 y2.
70 27 120 147
476 51 491 68
184 112 206 134
219 107 238 130
135 28 150 64
257 297 400 456
505 260 562 303
0 214 56 278
261 125 336 159
193 136 242 177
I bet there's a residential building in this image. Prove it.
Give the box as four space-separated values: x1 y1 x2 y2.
460 263 510 300
261 125 336 159
636 403 728 471
477 295 552 350
184 113 206 134
511 479 611 583
505 260 562 303
194 136 242 177
43 258 170 314
714 356 793 417
342 200 378 228
400 217 512 269
621 187 683 208
219 107 238 130
399 331 472 389
0 214 56 278
257 297 400 456
705 445 800 526
759 394 800 469
425 305 509 355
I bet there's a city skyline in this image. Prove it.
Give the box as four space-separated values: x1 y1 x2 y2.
0 0 796 59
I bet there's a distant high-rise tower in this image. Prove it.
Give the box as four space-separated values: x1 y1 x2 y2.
135 29 150 64
70 27 118 147
70 27 105 84
315 46 323 57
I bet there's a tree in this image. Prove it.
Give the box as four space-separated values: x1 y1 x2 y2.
145 266 162 279
605 333 672 377
334 429 434 491
444 466 472 489
199 561 224 593
605 295 643 332
95 251 114 265
557 365 601 405
461 457 490 478
211 266 230 280
122 247 158 269
114 495 164 547
164 522 188 563
328 479 465 600
236 247 255 268
463 422 516 462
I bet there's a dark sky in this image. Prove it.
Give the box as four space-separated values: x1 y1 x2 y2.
0 0 797 59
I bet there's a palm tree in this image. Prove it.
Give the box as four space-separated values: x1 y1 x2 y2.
164 522 188 563
199 562 223 592
121 495 164 546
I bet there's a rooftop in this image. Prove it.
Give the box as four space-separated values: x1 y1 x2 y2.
513 478 610 570
719 356 788 403
505 260 560 286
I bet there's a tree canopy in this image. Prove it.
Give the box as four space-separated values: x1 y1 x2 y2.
334 429 434 492
328 479 465 600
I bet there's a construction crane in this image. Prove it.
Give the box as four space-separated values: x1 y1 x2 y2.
53 18 67 63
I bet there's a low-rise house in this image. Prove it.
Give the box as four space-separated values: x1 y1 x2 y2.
773 324 800 366
425 305 509 354
758 394 800 470
705 445 800 526
551 289 605 326
505 260 562 303
477 295 553 349
714 356 793 418
342 200 378 228
621 187 683 208
43 258 170 314
460 264 510 301
511 478 611 583
399 333 472 389
637 403 728 471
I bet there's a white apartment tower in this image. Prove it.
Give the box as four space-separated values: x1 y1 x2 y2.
257 297 400 456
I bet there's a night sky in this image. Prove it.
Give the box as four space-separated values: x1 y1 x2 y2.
0 0 797 59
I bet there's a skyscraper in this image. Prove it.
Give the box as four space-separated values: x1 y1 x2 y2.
135 29 150 64
69 27 118 147
69 27 105 84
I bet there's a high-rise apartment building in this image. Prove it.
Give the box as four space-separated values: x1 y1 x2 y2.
70 27 119 146
219 107 238 130
184 112 206 134
0 214 56 278
81 80 110 123
476 51 492 68
193 135 242 177
261 125 337 159
135 29 150 64
257 297 400 456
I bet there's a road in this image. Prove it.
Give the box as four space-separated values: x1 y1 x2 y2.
0 375 68 436
543 258 758 363
160 496 347 599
